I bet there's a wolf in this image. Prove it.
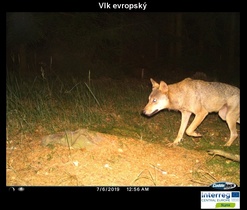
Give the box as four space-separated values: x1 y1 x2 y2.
142 78 240 146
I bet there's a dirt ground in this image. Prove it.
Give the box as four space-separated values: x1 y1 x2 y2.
6 129 237 187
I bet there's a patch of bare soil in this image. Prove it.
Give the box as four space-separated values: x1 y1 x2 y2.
6 129 232 187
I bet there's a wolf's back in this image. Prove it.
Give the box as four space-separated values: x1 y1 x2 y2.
181 78 239 98
170 78 240 113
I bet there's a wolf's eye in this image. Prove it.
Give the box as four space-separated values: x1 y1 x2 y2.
153 98 157 102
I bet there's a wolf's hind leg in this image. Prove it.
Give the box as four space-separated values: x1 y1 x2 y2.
224 109 239 146
185 109 208 137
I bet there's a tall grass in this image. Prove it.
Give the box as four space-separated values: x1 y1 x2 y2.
6 71 240 155
6 72 153 140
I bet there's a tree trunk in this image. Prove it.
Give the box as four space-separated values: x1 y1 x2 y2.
19 44 28 74
118 14 124 66
175 13 182 58
227 13 237 76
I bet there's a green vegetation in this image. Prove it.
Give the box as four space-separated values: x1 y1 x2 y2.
6 72 240 183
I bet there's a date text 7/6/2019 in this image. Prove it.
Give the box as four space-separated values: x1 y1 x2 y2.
97 187 120 192
96 187 150 192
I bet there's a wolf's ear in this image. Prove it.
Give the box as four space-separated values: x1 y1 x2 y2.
159 81 168 93
150 78 159 89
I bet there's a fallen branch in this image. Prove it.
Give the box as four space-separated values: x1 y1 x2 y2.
207 149 240 162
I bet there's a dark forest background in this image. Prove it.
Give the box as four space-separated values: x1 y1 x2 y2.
6 12 240 85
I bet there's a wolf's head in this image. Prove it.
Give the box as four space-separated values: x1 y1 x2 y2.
142 78 170 117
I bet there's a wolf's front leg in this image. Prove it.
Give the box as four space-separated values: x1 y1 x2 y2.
170 111 192 146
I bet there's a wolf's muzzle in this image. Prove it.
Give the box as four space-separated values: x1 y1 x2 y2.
142 109 159 117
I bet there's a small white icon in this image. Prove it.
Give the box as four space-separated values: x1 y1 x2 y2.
18 187 25 192
9 187 15 192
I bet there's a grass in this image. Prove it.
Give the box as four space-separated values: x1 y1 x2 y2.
6 71 240 184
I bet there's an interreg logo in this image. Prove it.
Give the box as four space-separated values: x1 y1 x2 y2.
201 191 240 209
201 192 231 200
210 182 238 190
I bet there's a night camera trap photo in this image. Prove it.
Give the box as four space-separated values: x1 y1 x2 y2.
6 12 240 187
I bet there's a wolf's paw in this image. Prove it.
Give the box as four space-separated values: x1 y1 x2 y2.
224 142 232 147
187 131 202 137
166 142 179 147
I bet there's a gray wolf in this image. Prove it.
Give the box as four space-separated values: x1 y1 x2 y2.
142 78 240 146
